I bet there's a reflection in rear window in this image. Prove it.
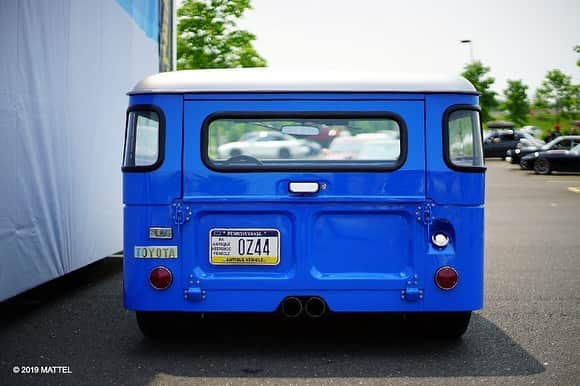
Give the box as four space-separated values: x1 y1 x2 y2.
447 110 484 168
205 116 403 170
123 110 160 169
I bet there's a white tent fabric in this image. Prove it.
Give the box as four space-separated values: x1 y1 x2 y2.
0 0 159 301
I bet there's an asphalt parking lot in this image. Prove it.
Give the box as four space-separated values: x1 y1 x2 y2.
1 160 579 386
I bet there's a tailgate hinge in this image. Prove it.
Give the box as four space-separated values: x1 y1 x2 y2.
172 200 191 226
184 276 206 302
401 274 423 302
416 201 434 225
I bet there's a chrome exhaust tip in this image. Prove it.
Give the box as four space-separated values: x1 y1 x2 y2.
281 296 303 318
304 296 327 318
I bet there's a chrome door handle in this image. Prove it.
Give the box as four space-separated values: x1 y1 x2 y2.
288 182 320 194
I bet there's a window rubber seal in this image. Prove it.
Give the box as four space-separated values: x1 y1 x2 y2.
122 104 166 173
200 111 408 173
442 104 487 173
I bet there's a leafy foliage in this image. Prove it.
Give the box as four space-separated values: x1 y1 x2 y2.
534 69 579 119
176 0 266 70
461 61 497 123
503 80 530 126
575 45 580 67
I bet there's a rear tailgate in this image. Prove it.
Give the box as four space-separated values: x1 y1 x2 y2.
180 97 426 311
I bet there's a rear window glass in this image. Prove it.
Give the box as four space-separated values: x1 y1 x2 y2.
204 116 404 170
446 110 484 169
123 110 161 170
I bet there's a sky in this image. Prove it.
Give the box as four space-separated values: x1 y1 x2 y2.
227 0 579 97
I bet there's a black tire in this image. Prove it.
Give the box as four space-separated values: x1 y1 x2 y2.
405 311 472 338
229 148 242 157
519 159 527 169
278 148 291 159
534 158 551 175
136 312 204 338
136 311 168 338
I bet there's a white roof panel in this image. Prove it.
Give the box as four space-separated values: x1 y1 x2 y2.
129 68 477 95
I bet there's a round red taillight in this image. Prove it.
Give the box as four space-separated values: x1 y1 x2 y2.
149 266 172 290
435 266 458 290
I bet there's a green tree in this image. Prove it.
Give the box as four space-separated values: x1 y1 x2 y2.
176 0 266 70
503 80 530 126
461 61 497 123
575 45 580 67
534 69 578 119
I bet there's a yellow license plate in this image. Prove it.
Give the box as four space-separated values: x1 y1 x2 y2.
209 228 280 265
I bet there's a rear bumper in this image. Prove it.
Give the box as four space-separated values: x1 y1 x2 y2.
125 288 483 313
125 244 484 313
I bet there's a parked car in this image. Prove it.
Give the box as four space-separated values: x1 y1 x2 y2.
240 129 322 156
518 136 580 169
521 143 580 175
483 129 524 159
218 131 312 159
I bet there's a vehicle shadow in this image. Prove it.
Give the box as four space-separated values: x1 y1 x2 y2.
129 311 545 380
0 257 545 384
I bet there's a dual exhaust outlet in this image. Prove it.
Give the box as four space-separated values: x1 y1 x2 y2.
281 296 327 318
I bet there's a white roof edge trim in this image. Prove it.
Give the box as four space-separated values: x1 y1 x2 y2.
128 69 477 95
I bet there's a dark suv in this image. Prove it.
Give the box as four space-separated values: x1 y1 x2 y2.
483 129 523 159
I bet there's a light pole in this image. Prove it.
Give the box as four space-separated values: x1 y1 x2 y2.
460 39 474 63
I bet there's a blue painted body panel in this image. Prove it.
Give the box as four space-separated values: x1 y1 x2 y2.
425 94 485 205
123 94 182 205
123 92 484 313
